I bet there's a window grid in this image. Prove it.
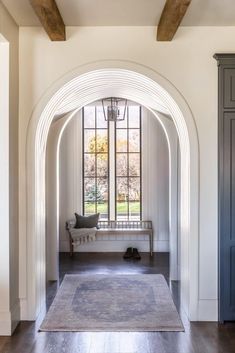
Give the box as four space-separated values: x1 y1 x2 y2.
83 104 142 221
82 107 110 220
115 106 142 221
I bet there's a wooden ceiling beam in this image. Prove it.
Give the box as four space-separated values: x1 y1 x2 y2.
157 0 191 41
29 0 66 41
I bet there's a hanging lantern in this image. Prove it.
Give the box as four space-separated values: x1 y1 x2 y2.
102 97 127 121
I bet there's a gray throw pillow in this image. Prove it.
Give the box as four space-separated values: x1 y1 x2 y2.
74 213 100 229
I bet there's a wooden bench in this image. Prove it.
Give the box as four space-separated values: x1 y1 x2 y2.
66 220 153 256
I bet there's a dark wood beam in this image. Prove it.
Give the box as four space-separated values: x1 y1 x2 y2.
157 0 191 41
29 0 65 41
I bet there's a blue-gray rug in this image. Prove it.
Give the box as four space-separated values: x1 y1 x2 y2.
40 274 184 332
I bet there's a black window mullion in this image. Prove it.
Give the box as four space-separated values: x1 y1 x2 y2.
107 123 109 220
115 121 117 220
95 106 97 214
127 106 130 220
82 108 84 215
139 106 142 220
108 119 110 220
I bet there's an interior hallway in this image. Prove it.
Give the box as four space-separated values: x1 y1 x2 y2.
0 253 234 353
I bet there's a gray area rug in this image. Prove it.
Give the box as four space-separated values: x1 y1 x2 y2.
40 274 184 332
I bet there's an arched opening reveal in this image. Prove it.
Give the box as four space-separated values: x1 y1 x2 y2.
25 62 199 320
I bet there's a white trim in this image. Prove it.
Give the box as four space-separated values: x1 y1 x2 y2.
0 300 20 336
142 108 179 280
198 300 218 322
24 61 200 320
46 113 77 281
19 298 27 321
0 35 12 335
156 113 179 281
10 300 20 333
0 311 11 336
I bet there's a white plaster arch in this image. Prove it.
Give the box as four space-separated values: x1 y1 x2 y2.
25 61 199 321
46 106 179 284
46 111 78 281
150 110 180 282
0 34 11 335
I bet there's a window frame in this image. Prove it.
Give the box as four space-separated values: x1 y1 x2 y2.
115 106 142 221
82 106 110 219
82 103 142 221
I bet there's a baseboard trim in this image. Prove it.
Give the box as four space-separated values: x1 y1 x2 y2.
10 300 20 333
0 300 20 336
0 310 11 336
198 299 218 321
19 298 28 321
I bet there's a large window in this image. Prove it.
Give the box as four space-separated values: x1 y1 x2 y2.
115 106 141 220
83 106 109 219
83 102 141 220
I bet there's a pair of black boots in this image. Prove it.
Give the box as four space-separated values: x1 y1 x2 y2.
123 247 141 260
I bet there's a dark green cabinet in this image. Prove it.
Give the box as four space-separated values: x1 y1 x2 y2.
214 54 235 322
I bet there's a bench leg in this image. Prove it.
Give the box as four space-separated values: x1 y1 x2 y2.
69 238 74 257
149 232 153 256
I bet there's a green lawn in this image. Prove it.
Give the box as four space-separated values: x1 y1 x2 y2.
85 201 140 213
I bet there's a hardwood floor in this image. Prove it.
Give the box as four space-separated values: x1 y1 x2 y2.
1 252 235 353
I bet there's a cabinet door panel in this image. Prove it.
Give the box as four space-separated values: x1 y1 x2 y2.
224 68 235 108
220 112 235 320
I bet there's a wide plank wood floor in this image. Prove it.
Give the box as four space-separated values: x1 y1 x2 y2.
0 252 235 353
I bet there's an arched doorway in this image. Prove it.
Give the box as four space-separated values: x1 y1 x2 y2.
46 106 179 284
25 61 199 320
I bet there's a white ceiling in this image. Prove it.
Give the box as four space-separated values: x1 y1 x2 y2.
2 0 235 27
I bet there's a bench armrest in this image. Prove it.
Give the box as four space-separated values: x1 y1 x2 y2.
66 219 76 230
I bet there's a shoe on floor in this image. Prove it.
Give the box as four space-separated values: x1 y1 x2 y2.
133 248 141 260
123 247 133 259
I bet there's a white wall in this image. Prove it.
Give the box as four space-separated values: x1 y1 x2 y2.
57 108 169 253
18 25 235 320
142 109 170 252
0 3 19 335
46 113 73 281
156 111 180 280
58 111 83 251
